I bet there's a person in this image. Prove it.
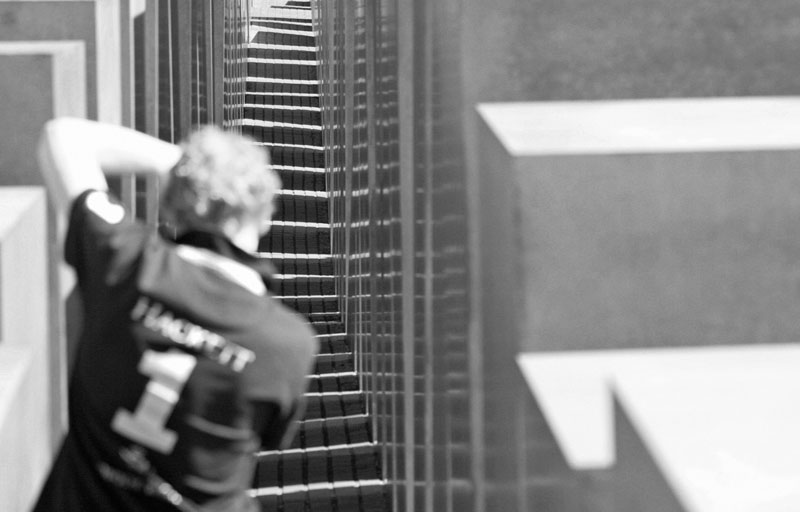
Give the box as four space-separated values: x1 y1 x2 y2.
32 118 318 512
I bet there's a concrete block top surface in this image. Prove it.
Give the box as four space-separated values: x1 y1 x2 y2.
0 40 80 53
477 97 800 156
517 344 800 511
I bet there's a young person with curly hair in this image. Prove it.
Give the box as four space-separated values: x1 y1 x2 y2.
33 119 317 512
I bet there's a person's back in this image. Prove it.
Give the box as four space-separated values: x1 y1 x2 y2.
32 120 317 511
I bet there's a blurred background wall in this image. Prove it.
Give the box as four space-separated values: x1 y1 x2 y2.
313 1 800 511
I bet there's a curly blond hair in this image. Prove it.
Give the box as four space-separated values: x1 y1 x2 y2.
159 126 281 234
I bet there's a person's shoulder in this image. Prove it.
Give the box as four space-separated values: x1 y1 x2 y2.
267 299 317 341
254 299 318 355
238 298 317 405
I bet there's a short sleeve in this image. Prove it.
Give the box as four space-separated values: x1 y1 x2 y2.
64 189 144 287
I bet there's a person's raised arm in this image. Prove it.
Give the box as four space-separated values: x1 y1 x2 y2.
37 117 182 220
37 117 183 248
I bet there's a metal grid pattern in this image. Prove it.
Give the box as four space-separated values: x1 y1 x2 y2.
246 1 390 509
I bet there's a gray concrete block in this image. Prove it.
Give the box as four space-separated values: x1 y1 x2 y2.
0 41 86 185
0 0 123 123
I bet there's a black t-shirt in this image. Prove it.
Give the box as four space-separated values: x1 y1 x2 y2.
34 190 317 512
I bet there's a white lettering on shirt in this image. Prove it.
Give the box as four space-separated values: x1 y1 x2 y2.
130 296 256 372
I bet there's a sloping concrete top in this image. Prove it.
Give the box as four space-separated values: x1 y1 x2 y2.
477 97 800 156
517 344 800 511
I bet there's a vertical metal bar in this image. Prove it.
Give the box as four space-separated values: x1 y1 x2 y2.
332 0 344 312
119 0 137 219
233 0 239 129
144 0 160 137
352 0 364 402
231 0 243 132
120 0 134 128
324 0 336 195
240 0 247 129
194 17 201 126
421 3 435 511
365 0 378 424
333 0 342 327
398 0 416 510
202 1 213 124
164 0 173 140
119 177 137 219
174 0 194 138
342 0 355 368
145 174 160 226
142 0 161 227
211 0 225 126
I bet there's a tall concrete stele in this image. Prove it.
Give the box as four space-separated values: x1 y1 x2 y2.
476 97 800 512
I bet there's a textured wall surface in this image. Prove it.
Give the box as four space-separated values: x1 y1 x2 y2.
516 151 800 350
461 0 800 101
